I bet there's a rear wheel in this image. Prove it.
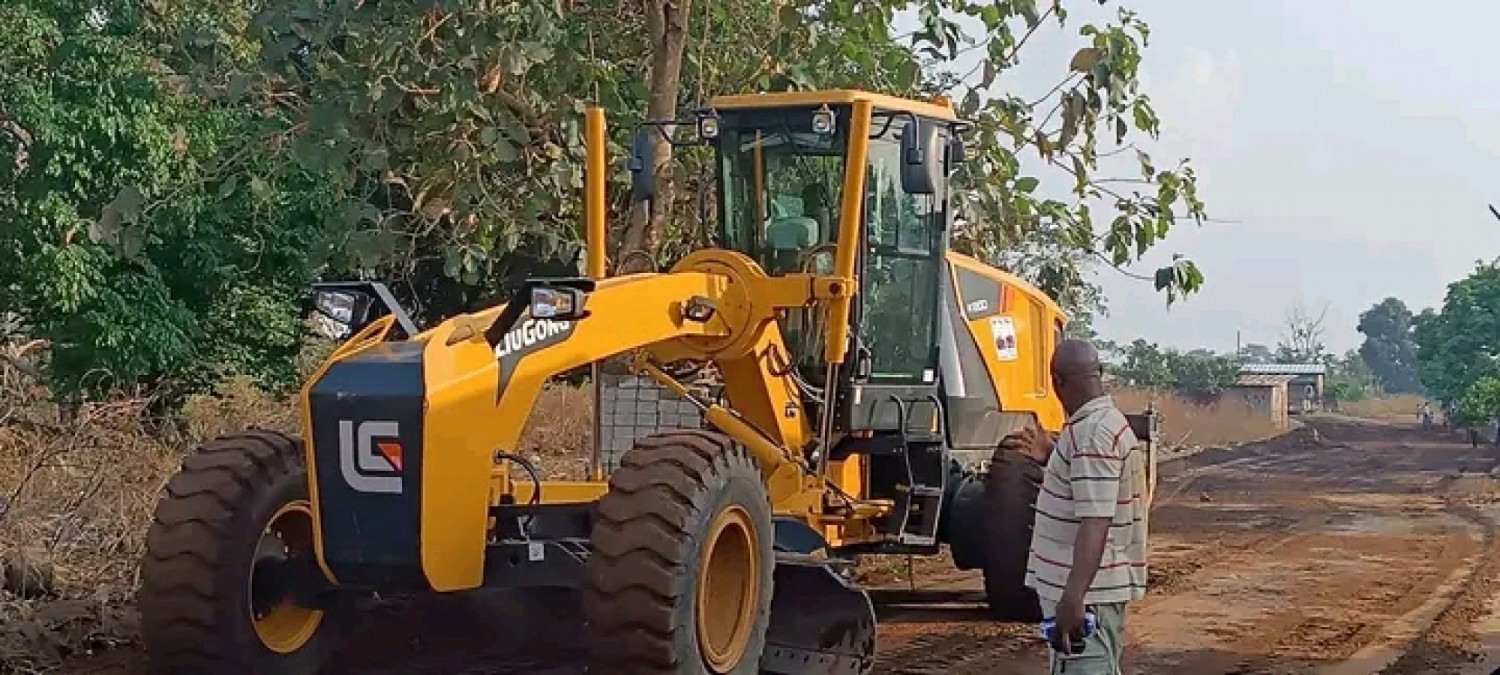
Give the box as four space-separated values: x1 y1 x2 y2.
982 447 1044 622
584 430 774 674
140 431 341 675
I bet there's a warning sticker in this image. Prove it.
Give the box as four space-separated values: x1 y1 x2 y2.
990 316 1018 362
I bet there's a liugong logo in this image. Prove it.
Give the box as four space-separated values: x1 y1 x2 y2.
338 420 404 495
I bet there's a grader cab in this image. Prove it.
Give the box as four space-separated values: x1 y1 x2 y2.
137 90 1098 674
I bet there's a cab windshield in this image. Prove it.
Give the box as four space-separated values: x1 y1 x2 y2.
716 108 947 384
718 112 845 276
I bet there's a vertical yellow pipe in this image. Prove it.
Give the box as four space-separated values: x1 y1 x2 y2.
584 107 607 280
823 99 873 366
584 108 607 481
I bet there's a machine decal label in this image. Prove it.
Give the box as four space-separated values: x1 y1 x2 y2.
493 317 577 404
990 316 1018 362
966 298 990 315
338 420 404 495
493 318 575 360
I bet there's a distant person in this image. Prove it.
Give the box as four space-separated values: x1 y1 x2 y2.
1419 402 1434 430
1003 339 1146 674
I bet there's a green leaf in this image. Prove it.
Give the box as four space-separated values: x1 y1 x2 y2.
1016 0 1041 27
248 176 272 202
225 73 254 102
1014 177 1040 193
521 42 554 64
1058 90 1084 149
787 64 815 90
495 107 531 146
443 246 463 279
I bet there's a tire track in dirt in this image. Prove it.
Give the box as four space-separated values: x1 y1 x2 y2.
872 435 1322 675
874 418 1500 675
1375 500 1500 675
1129 424 1496 674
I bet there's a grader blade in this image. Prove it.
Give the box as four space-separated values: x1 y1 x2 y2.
761 554 877 675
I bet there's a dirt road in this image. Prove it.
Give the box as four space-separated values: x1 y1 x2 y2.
55 416 1500 674
874 416 1500 675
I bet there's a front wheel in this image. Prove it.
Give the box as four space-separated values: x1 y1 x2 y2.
584 430 774 674
139 431 342 675
981 447 1044 622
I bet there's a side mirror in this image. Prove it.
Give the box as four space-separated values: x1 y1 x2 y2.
899 119 941 195
947 134 967 172
630 128 656 203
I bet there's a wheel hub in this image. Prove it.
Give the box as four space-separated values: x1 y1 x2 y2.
695 505 761 673
249 501 325 654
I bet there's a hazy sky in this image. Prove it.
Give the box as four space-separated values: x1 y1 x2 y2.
901 1 1500 354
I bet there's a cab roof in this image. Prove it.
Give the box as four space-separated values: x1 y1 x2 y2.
707 89 960 122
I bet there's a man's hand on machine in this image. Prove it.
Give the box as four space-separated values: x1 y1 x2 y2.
1000 426 1055 464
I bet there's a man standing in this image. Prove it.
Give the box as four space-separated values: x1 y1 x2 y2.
1005 339 1148 674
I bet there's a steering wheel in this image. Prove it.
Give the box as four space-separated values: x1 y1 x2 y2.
798 243 839 276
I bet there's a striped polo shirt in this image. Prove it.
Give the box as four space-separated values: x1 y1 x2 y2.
1025 395 1148 606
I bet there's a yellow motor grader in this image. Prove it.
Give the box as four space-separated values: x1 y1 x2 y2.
137 89 1155 674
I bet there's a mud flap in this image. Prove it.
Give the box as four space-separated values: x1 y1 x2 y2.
760 553 877 675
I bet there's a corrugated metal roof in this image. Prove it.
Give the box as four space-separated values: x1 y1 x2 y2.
1235 373 1299 387
1239 363 1327 375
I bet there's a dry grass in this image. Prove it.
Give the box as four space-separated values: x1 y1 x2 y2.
1112 387 1283 448
515 384 595 480
1339 394 1429 422
0 363 592 672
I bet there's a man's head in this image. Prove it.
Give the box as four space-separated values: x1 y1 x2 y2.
1051 338 1106 414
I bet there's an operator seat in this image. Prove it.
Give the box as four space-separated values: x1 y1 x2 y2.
766 214 818 275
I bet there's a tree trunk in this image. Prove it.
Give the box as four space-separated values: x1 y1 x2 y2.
614 0 692 274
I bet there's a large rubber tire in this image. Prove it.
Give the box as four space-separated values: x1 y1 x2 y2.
584 430 775 674
139 431 340 675
982 447 1044 623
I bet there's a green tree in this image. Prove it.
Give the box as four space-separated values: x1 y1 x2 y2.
1325 349 1378 403
1113 339 1172 388
1356 297 1421 393
0 0 342 399
1456 376 1500 426
243 0 1209 301
2 0 1214 401
1109 340 1238 395
1163 348 1239 397
1414 260 1500 407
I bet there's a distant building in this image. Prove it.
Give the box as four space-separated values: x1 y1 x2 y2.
1228 373 1295 429
1237 363 1327 415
